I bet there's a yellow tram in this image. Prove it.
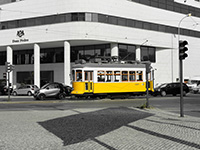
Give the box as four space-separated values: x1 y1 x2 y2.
71 63 154 98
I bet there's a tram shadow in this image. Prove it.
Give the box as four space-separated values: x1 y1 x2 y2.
38 107 153 146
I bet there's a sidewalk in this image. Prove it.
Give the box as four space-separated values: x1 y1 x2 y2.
0 106 199 150
66 108 200 150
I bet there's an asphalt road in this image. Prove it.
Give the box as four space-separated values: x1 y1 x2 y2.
0 93 199 117
0 94 200 149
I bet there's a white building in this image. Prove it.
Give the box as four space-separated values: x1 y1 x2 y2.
1 0 200 88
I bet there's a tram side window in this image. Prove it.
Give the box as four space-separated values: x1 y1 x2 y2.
136 71 143 81
97 71 105 82
84 71 93 81
114 71 121 82
85 71 88 81
129 71 136 81
122 71 128 82
106 71 113 82
76 70 82 81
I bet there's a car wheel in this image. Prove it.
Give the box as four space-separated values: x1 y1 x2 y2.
38 94 46 100
58 93 65 100
13 91 17 96
161 91 166 97
172 93 176 96
193 90 198 94
27 91 32 96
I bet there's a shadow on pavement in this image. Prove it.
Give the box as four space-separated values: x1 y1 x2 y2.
38 107 153 147
126 125 200 149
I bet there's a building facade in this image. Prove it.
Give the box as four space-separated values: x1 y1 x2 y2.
1 0 200 88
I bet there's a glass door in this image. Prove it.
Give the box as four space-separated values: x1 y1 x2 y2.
84 71 93 93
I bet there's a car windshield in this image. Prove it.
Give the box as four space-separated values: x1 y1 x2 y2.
157 83 167 88
41 84 50 89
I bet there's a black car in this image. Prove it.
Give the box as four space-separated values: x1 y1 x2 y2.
34 82 73 100
152 82 189 97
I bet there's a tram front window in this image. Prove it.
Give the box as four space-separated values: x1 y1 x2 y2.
76 70 82 81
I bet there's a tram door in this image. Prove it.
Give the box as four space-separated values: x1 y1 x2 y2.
84 71 93 93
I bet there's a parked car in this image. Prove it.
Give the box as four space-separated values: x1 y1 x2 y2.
34 82 73 100
13 85 39 96
0 79 13 95
2 86 13 95
192 84 200 94
152 82 189 97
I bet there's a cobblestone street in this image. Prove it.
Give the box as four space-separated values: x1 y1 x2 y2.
0 107 200 150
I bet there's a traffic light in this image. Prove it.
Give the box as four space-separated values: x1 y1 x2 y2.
179 40 188 60
5 62 14 72
3 73 6 79
8 65 14 71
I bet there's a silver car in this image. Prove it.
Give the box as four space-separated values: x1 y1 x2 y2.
13 85 39 96
34 82 70 100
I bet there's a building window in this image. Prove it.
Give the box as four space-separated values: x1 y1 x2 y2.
71 13 85 21
40 49 55 63
98 14 108 23
141 46 156 63
119 44 136 62
13 48 64 65
13 50 34 65
0 51 6 65
17 71 34 85
71 44 111 62
55 48 64 63
1 11 200 38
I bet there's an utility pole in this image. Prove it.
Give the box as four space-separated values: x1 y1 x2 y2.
142 61 151 108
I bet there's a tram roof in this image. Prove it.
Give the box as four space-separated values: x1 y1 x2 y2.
72 63 146 69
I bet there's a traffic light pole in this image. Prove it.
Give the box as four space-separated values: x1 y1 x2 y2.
7 71 11 101
178 22 184 117
179 59 184 117
5 62 14 101
178 13 191 117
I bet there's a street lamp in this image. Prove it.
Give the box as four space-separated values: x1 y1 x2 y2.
178 13 191 117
